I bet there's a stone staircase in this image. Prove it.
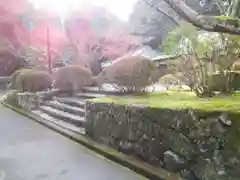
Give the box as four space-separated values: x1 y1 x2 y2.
12 84 162 136
31 87 119 135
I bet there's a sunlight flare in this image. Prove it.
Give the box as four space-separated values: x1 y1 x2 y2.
29 0 86 16
29 0 137 21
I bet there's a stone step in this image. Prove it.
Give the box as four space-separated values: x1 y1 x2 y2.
75 92 106 99
82 86 130 96
82 87 116 95
53 97 85 109
43 100 85 116
32 110 85 134
39 106 85 127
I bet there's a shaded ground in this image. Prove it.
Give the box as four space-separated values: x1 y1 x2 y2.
0 106 145 180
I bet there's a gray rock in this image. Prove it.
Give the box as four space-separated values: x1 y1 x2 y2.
85 101 240 178
219 113 232 126
163 130 196 160
192 157 227 180
119 141 134 154
180 169 197 180
163 150 186 172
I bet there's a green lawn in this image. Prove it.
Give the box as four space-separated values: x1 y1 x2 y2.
92 91 240 112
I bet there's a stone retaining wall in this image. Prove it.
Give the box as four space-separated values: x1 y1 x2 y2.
0 76 10 90
17 92 41 110
85 101 240 180
16 90 60 110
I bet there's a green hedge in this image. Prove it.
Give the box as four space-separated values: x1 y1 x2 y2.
8 68 34 90
210 72 240 91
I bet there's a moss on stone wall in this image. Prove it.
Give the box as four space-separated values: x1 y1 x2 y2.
92 91 240 113
85 101 240 180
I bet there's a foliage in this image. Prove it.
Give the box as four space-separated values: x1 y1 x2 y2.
129 0 222 50
94 56 159 93
65 15 140 72
165 23 215 97
15 70 52 92
162 0 240 34
0 37 26 76
211 71 240 91
0 3 140 74
8 68 34 90
205 33 240 93
170 55 216 97
80 39 104 76
159 74 182 90
53 65 93 93
232 60 240 71
19 46 46 68
165 22 240 96
92 91 240 113
0 52 26 77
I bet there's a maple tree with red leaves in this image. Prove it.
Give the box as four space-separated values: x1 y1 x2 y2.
0 0 141 75
101 34 140 60
64 14 141 75
65 15 140 60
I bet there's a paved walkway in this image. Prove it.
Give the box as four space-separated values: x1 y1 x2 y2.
0 106 145 180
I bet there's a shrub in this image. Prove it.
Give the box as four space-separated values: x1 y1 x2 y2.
232 60 240 71
53 65 93 93
164 22 240 96
8 68 34 90
210 72 240 92
159 74 182 90
15 70 52 92
93 56 159 93
232 72 240 90
169 55 215 97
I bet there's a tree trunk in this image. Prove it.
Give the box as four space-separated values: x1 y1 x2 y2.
162 0 240 34
229 0 240 17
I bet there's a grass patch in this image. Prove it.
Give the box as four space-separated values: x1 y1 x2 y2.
92 91 240 112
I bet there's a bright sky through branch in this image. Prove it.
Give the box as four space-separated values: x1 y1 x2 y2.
29 0 138 21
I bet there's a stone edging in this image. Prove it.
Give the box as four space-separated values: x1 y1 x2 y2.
1 102 185 180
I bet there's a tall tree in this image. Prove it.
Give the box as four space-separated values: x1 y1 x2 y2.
129 0 220 49
162 0 240 34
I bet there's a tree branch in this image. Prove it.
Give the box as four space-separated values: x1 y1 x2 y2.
214 0 226 15
162 0 240 35
228 0 240 16
142 0 180 25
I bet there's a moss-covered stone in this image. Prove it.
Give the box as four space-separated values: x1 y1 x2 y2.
3 90 21 108
85 101 240 179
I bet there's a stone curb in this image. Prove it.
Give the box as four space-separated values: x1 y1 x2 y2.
1 102 185 180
